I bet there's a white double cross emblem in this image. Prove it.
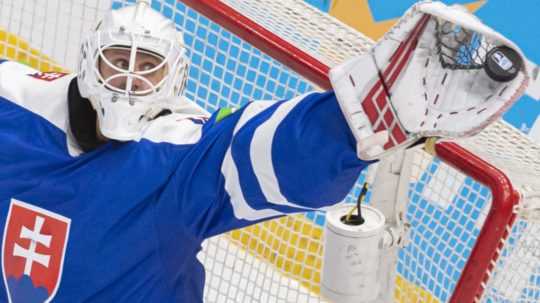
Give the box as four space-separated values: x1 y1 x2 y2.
13 216 52 275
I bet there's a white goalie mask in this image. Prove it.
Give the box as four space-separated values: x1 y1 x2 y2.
78 0 189 141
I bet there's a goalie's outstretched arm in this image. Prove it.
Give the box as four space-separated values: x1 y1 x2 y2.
170 91 371 239
164 0 529 241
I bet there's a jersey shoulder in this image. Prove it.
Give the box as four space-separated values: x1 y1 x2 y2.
0 60 75 130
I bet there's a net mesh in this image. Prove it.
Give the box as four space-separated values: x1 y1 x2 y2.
396 147 491 302
0 0 109 71
457 121 540 303
435 19 494 70
1 0 539 302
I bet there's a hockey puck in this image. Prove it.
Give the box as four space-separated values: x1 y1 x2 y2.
484 46 522 82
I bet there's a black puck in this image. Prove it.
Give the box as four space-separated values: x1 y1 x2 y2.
484 46 522 82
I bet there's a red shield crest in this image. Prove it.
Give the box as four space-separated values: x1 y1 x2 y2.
2 199 70 303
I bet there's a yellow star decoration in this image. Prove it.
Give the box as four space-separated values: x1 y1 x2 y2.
329 0 486 40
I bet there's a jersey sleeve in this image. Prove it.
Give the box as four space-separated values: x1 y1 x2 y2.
173 91 372 239
0 60 74 129
0 60 37 104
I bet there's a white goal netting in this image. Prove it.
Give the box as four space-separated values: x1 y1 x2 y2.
1 0 539 302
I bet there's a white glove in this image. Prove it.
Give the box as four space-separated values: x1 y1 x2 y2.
330 1 529 160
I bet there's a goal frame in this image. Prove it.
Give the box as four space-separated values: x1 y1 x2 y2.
177 1 521 302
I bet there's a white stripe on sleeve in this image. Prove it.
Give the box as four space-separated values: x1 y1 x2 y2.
250 94 318 210
221 101 285 221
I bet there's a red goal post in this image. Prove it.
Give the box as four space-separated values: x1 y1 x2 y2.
434 142 519 302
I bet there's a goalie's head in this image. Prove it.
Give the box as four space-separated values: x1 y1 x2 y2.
78 0 189 141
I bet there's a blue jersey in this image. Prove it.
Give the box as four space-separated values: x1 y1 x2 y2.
0 60 369 302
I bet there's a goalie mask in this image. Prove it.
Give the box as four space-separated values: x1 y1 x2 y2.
78 0 189 141
330 1 529 160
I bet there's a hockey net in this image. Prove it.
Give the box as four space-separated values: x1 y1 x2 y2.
1 0 539 302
